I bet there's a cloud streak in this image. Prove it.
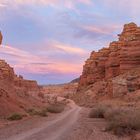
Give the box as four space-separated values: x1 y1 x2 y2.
0 0 92 9
1 0 140 84
44 41 88 55
0 43 87 76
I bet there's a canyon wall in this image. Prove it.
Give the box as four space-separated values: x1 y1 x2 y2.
42 83 78 98
0 34 46 116
75 23 140 105
0 60 44 117
78 22 140 90
0 60 41 97
0 31 2 45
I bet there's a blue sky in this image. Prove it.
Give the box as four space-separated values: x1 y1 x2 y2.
0 0 140 84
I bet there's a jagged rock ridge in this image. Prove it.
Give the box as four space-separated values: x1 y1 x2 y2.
73 23 140 106
78 22 140 90
0 59 44 116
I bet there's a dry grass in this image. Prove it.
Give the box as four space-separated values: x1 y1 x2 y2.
105 108 140 136
26 108 48 117
26 108 38 116
88 105 109 118
47 103 65 113
37 109 48 117
7 113 23 121
89 104 140 136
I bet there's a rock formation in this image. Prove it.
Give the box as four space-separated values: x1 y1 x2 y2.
42 83 78 98
0 60 45 117
78 22 140 90
74 23 140 105
0 31 2 45
0 60 40 93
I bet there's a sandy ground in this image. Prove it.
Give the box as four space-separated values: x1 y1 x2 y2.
0 102 131 140
62 108 131 140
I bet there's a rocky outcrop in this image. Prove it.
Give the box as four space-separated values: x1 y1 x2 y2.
0 60 15 81
0 60 40 94
78 23 140 91
73 23 140 106
71 78 80 83
0 31 2 45
0 60 45 117
119 23 140 73
42 83 78 98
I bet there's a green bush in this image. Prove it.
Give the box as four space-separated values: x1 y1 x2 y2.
7 113 23 121
47 103 65 113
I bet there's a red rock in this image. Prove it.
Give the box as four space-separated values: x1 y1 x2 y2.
78 22 140 91
0 59 45 117
0 31 2 45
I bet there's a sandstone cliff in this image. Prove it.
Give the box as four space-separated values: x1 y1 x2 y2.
79 22 140 90
75 23 140 106
42 83 78 98
0 60 45 117
0 31 2 45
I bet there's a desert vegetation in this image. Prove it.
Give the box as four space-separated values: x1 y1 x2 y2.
47 103 65 113
7 113 23 121
25 102 65 117
89 104 140 136
88 105 108 118
26 108 48 117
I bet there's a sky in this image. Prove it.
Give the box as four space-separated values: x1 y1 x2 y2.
0 0 140 84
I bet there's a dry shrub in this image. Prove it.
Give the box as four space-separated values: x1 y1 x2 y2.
26 108 48 117
26 108 38 116
105 108 140 136
47 103 65 113
104 108 125 121
7 113 23 121
89 104 140 136
37 109 48 117
89 105 109 118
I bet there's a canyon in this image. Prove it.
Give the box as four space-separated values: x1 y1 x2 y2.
0 23 140 111
0 22 140 140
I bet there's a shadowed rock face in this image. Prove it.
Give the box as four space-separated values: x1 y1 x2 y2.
0 31 2 45
78 23 140 90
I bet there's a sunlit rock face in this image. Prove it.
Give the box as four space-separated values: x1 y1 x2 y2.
78 23 140 91
0 60 40 93
0 60 44 117
0 31 2 45
119 23 140 73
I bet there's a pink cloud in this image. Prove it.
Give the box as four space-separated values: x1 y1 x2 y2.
43 41 88 55
0 0 92 9
14 61 83 75
0 44 86 75
79 24 121 36
98 0 140 17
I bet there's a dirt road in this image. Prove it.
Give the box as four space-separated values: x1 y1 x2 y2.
0 101 131 140
0 101 81 140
